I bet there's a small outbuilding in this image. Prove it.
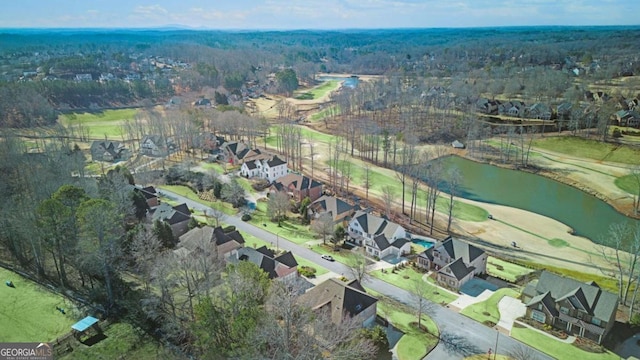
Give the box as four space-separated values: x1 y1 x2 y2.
452 140 465 149
71 316 101 340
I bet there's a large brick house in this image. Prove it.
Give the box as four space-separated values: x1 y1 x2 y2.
269 173 323 203
150 203 191 240
522 271 618 344
417 236 487 289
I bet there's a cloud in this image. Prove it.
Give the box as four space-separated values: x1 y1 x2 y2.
133 4 168 17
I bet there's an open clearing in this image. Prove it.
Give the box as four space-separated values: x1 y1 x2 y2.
59 109 138 139
0 267 75 342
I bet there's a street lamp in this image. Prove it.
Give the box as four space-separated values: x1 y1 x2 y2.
493 328 499 360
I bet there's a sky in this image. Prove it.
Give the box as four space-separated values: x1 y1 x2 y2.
1 0 638 29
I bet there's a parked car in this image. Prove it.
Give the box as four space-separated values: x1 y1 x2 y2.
321 255 335 262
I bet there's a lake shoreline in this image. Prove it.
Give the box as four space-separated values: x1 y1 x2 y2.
458 153 640 221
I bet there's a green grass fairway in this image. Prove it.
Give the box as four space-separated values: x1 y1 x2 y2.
486 256 534 283
0 268 75 342
371 268 458 304
615 174 640 194
59 109 138 139
293 80 339 100
532 136 640 165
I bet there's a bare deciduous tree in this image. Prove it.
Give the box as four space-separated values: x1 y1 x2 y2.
311 212 335 245
268 191 290 226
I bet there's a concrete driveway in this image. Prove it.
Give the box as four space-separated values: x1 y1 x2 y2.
497 296 526 333
449 289 493 311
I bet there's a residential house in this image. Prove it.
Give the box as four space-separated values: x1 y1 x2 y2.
298 278 377 327
137 185 159 207
556 102 573 120
347 210 410 259
177 225 245 260
221 141 260 165
615 110 640 128
90 140 130 162
240 155 288 183
308 195 358 226
150 203 192 240
525 103 552 120
75 73 93 82
269 173 323 202
229 246 298 281
417 236 487 289
499 100 526 117
140 135 170 157
522 271 618 344
475 98 501 115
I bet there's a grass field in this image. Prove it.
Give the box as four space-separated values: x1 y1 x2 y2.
59 109 139 139
486 257 534 283
309 105 339 122
293 80 339 100
158 185 237 215
0 268 76 342
515 260 619 293
371 267 458 304
59 322 164 360
614 174 640 194
460 288 520 325
511 325 619 360
532 136 640 165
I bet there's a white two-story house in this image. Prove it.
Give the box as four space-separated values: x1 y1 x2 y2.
240 155 288 183
347 210 411 259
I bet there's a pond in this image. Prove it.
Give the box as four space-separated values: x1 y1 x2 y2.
436 156 640 244
317 75 359 88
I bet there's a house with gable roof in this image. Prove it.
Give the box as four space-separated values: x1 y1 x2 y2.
90 140 130 162
522 271 618 344
177 225 245 260
347 210 410 259
308 195 358 226
298 278 377 327
229 246 298 281
417 236 487 289
150 202 192 240
240 155 288 183
140 135 173 157
269 173 323 202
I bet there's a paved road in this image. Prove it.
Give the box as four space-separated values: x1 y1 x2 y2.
160 189 553 360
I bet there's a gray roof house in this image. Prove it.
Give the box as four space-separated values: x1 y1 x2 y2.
417 236 487 289
298 278 377 327
522 271 618 344
90 140 130 162
347 210 410 259
229 246 298 281
150 203 192 240
308 195 359 226
177 225 245 260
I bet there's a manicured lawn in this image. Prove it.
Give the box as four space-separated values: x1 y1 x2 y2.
486 256 535 283
532 136 640 165
615 174 640 194
371 267 458 304
311 244 356 264
59 322 163 360
0 268 76 342
460 288 520 325
60 109 139 138
548 238 569 248
199 162 227 174
248 203 317 245
368 288 439 360
158 185 236 215
511 325 619 360
294 80 339 100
